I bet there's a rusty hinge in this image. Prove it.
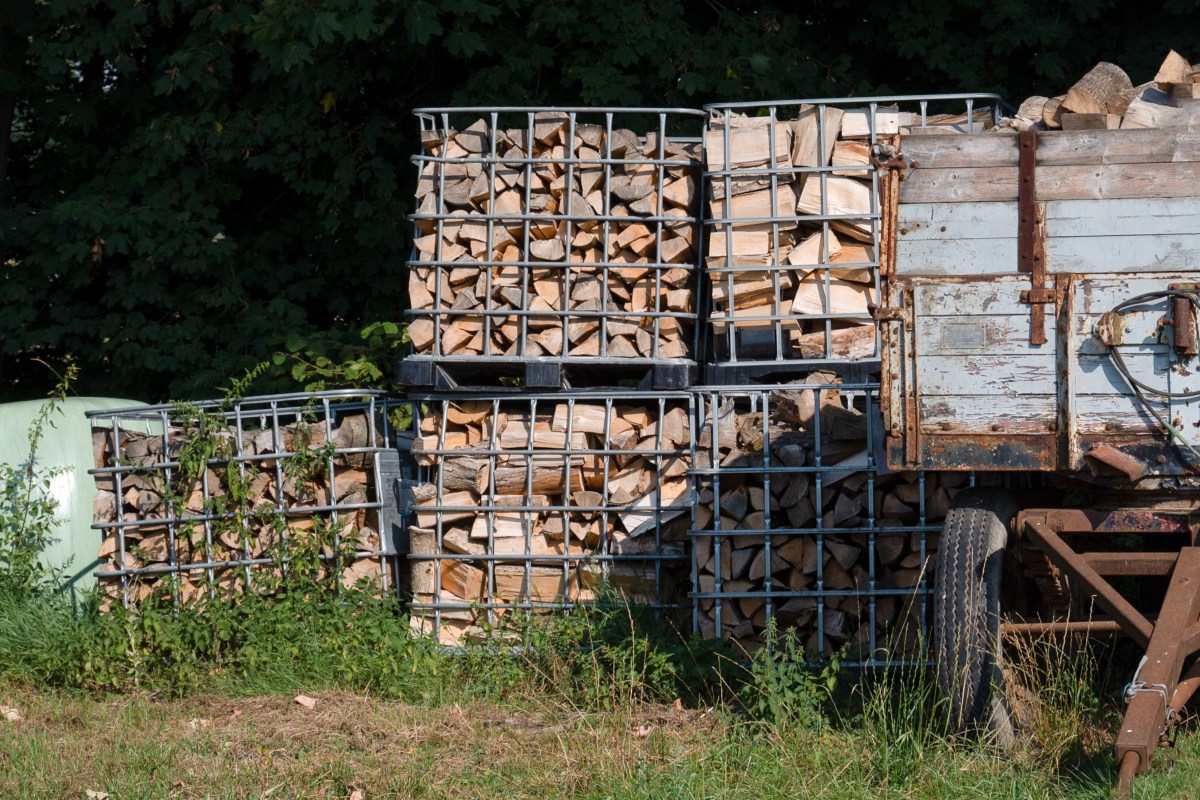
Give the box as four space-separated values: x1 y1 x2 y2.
1018 129 1049 345
871 305 904 322
1020 288 1056 304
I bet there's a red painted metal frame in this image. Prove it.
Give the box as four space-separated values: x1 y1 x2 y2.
1016 508 1200 798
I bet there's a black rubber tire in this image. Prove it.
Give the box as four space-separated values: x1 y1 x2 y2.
933 487 1017 746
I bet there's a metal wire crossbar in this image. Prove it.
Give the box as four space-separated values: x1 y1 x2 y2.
405 107 707 384
87 391 413 609
701 94 1005 377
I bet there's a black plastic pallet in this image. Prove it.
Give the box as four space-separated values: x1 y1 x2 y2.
703 359 881 387
397 357 696 392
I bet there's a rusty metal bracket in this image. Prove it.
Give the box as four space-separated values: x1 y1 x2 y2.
871 305 904 322
1168 283 1200 356
1084 445 1149 483
868 142 916 177
1020 288 1056 305
1017 130 1049 345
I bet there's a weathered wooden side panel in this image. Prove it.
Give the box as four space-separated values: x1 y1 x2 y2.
885 271 1200 474
886 129 1200 478
897 198 1200 275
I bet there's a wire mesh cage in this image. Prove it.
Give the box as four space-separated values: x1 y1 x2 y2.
88 391 415 610
701 94 1004 382
403 106 707 389
691 381 972 665
404 391 694 646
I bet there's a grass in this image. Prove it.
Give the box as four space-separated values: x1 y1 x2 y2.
3 679 1193 799
1 587 1199 799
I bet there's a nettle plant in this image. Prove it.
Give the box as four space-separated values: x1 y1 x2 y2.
147 391 366 609
0 361 79 592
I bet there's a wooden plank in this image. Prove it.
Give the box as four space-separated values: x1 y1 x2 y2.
916 354 1056 397
899 233 1200 275
900 129 1200 170
899 198 1200 242
919 395 1056 433
900 161 1200 205
919 395 1174 437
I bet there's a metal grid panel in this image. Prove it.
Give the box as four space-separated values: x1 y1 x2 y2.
88 391 413 609
702 94 1004 375
405 390 693 646
406 107 706 381
690 383 971 665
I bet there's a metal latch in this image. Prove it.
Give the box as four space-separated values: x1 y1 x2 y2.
869 142 916 179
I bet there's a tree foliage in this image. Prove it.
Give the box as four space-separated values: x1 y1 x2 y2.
1 0 1197 401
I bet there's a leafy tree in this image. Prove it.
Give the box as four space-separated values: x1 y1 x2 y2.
2 0 1198 401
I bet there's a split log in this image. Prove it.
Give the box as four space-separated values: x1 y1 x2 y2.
1063 62 1134 116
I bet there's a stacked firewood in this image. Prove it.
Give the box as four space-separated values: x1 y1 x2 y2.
409 114 701 361
704 103 995 362
1006 51 1200 132
692 376 969 660
91 414 388 609
407 398 692 645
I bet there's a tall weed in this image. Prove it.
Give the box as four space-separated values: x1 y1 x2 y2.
0 360 78 592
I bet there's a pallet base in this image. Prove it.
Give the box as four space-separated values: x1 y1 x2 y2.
397 357 696 391
704 359 880 387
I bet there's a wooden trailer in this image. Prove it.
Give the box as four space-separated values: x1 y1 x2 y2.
879 122 1200 795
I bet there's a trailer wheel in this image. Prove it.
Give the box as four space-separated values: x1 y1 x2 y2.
933 487 1017 746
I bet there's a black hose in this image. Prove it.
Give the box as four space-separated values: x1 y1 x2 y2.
1102 290 1200 464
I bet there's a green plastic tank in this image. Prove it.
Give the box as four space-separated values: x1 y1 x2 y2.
0 397 151 596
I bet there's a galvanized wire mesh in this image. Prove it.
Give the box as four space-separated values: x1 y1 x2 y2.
406 107 706 382
701 94 1004 376
690 383 971 665
404 390 693 645
88 391 414 609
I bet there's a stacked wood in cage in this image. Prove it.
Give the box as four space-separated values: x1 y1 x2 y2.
407 398 692 645
409 114 701 362
91 414 387 609
692 376 969 660
1005 51 1200 132
704 102 994 361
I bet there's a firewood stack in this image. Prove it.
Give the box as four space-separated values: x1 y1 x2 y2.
691 376 969 660
406 110 704 376
406 394 693 646
703 99 995 368
1004 51 1200 132
90 399 395 611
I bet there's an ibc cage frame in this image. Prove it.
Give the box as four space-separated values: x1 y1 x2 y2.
701 93 1005 382
87 390 414 609
404 106 708 389
690 382 961 666
403 390 696 643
